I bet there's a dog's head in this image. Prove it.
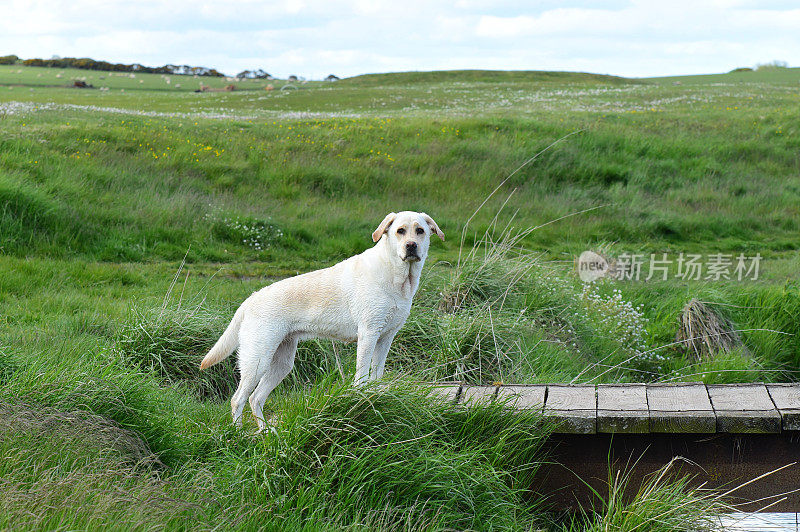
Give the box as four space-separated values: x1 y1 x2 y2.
372 211 444 263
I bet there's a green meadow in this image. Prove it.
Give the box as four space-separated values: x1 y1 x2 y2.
1 63 799 529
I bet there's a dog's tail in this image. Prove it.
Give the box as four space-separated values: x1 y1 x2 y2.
200 307 244 370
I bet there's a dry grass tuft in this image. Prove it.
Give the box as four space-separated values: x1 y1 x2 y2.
0 401 155 464
0 401 210 530
676 299 743 360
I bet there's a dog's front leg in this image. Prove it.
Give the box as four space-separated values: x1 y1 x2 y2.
354 330 379 386
370 330 398 381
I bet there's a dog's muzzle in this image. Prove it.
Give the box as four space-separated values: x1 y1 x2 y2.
404 241 421 260
403 241 420 262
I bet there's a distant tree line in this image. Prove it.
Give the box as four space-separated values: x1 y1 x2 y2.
2 54 303 80
15 56 225 76
236 69 271 79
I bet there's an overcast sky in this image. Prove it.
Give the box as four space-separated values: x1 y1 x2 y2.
2 0 798 79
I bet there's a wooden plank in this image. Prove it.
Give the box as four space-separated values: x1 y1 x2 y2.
545 385 596 434
597 384 648 433
459 385 498 405
496 385 546 412
427 384 460 404
547 385 596 410
647 383 715 433
767 384 800 431
708 384 781 433
719 513 800 531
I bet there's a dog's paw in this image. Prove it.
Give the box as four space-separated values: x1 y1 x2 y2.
254 425 279 437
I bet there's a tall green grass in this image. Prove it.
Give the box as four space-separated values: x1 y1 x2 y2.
567 459 725 532
228 381 552 530
0 362 556 530
2 76 799 265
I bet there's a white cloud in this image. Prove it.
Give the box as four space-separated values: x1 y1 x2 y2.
476 9 634 39
0 0 798 78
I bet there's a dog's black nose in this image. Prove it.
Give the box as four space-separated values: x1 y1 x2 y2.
406 241 417 250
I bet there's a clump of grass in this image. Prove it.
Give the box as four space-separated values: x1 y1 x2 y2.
393 308 515 383
437 245 520 313
115 262 238 399
393 219 557 384
228 379 551 530
0 401 154 464
117 300 236 399
393 215 662 384
676 299 743 361
0 352 222 466
663 347 771 384
288 338 352 385
572 458 725 532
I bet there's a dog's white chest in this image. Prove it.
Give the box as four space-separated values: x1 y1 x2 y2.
380 299 411 333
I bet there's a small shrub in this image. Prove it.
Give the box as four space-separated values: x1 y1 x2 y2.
204 206 284 251
580 282 650 361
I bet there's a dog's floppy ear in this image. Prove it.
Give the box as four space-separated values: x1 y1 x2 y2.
372 212 397 242
420 213 444 241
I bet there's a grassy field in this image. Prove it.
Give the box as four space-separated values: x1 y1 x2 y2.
1 63 799 529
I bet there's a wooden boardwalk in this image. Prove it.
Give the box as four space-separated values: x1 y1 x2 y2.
430 382 800 511
431 382 800 434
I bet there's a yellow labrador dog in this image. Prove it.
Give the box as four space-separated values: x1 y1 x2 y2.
201 211 444 430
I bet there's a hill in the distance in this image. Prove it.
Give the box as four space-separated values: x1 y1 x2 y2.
339 69 636 86
644 66 800 85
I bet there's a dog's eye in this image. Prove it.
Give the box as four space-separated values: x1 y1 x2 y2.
397 228 406 235
416 227 424 235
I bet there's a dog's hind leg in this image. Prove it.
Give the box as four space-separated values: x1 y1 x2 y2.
249 336 298 432
231 325 286 427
